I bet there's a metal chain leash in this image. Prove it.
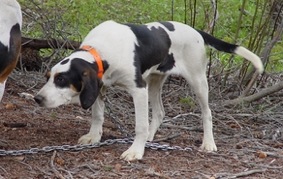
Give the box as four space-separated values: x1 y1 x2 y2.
105 96 133 138
0 138 192 156
0 89 193 156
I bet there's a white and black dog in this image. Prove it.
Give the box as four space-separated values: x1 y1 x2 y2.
34 20 263 161
0 0 22 101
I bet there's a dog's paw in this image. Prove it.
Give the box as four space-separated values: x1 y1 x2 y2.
78 133 101 144
120 146 144 161
200 142 217 152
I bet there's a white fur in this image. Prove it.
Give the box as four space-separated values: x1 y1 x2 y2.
235 46 264 73
0 81 6 101
0 0 22 48
36 20 263 161
0 0 22 102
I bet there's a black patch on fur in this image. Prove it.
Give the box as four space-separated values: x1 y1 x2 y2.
0 43 9 73
54 58 100 90
53 58 90 90
0 23 21 74
125 23 175 88
159 22 175 31
60 58 69 65
197 30 238 53
157 53 175 72
53 58 104 109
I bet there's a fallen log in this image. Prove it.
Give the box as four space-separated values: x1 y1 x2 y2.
21 37 81 50
224 81 283 105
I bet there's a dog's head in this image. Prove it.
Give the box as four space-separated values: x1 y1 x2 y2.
34 52 106 109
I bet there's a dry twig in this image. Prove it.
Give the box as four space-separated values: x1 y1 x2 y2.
50 151 65 179
153 133 181 142
214 168 267 178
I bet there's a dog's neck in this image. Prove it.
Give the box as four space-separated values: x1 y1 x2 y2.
80 45 104 79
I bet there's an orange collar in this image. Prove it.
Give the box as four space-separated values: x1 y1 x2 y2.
81 45 104 79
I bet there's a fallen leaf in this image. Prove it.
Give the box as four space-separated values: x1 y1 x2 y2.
14 156 25 161
257 151 267 158
55 158 65 166
5 103 16 110
115 163 122 172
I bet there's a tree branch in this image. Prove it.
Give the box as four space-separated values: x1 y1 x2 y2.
224 81 283 105
22 37 81 50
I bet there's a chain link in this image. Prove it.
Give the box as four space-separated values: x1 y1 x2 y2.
105 97 133 138
0 138 191 156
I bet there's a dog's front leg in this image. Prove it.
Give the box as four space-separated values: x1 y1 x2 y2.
0 80 6 101
121 87 149 161
78 93 105 144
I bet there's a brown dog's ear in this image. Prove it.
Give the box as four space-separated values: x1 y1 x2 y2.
80 70 102 109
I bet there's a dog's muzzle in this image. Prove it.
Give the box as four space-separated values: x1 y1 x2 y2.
34 95 45 106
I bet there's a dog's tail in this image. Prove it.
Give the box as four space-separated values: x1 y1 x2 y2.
197 30 264 74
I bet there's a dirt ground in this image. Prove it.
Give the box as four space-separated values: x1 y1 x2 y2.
0 71 282 179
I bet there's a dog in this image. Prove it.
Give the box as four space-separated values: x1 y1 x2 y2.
34 20 264 161
0 0 22 101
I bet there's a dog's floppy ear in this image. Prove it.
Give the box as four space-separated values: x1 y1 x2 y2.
80 70 102 109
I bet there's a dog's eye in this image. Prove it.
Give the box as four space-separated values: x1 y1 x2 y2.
55 76 65 83
54 75 67 87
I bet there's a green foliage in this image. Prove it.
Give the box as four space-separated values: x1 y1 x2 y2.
50 112 57 119
179 96 196 109
268 41 283 72
18 0 282 72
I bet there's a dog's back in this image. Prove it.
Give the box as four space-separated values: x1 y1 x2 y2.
0 0 22 101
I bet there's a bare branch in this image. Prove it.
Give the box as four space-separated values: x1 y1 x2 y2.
224 81 283 105
214 168 267 178
22 37 80 50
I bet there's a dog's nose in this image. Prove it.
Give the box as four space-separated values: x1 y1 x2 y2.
34 95 44 105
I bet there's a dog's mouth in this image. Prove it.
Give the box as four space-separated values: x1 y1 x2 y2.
34 93 74 108
34 95 58 108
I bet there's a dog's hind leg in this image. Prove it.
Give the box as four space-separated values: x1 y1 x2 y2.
183 71 217 151
146 74 167 141
179 46 217 151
